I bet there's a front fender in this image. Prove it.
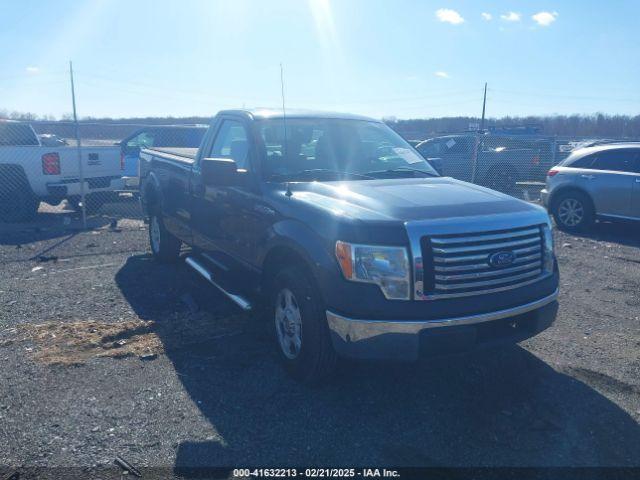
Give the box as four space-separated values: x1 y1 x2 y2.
260 219 342 303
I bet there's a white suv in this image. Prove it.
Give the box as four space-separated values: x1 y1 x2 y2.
541 143 640 231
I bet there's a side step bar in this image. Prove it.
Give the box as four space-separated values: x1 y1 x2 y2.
185 256 252 311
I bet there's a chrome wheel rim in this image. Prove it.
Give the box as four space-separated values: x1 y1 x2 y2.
150 215 161 252
558 198 584 227
275 288 303 360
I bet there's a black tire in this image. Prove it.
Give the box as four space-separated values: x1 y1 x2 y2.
148 212 181 262
551 191 595 233
269 264 337 384
0 186 39 222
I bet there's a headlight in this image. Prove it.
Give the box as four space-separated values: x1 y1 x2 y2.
542 224 555 273
335 241 410 300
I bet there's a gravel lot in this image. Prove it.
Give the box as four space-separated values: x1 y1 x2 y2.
1 208 639 476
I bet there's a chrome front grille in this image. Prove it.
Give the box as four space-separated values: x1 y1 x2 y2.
422 225 545 299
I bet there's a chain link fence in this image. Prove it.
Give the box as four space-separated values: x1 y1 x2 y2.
1 115 638 245
0 121 207 234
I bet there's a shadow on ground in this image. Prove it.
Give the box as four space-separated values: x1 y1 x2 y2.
560 219 640 248
0 197 143 246
115 254 640 470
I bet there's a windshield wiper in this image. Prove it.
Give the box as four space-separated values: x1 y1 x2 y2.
364 166 438 178
268 169 374 181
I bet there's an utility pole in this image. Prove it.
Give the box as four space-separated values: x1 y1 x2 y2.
472 83 487 184
69 61 86 229
480 82 487 132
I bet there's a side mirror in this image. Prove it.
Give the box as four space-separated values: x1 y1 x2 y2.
201 157 243 186
427 157 443 175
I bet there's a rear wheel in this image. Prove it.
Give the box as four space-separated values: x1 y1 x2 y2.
149 212 181 262
270 265 337 384
0 186 39 222
551 191 595 232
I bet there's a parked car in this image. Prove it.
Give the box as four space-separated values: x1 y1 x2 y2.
140 109 559 383
541 143 640 232
119 125 206 188
415 134 555 194
0 120 124 221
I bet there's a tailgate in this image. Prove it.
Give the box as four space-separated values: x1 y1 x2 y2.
57 146 122 179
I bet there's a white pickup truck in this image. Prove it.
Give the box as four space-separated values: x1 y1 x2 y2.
0 120 124 222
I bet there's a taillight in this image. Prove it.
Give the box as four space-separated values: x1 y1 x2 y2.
547 169 559 177
42 152 60 175
120 151 125 170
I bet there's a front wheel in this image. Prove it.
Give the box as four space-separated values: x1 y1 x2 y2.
149 212 181 262
270 265 337 384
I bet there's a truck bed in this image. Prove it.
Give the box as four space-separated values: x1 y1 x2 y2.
144 147 198 160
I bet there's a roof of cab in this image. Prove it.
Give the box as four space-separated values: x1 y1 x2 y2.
572 142 640 156
217 108 380 122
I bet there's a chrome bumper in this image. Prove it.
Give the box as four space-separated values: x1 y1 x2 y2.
326 289 559 360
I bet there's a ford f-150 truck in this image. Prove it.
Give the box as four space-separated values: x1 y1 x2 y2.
140 109 559 382
0 120 124 221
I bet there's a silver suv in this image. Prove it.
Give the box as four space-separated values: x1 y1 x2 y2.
541 143 640 231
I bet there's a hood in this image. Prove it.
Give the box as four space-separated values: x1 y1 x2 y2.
285 177 546 223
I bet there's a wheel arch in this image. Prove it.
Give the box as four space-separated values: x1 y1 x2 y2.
141 172 163 216
548 186 596 213
259 220 337 304
0 164 34 194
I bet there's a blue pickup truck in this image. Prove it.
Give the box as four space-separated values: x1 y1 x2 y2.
140 109 559 383
120 125 206 189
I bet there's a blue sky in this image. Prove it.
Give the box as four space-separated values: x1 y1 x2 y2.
1 0 639 120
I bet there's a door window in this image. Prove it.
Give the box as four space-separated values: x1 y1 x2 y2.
568 153 597 169
589 149 638 173
210 120 250 170
127 131 155 148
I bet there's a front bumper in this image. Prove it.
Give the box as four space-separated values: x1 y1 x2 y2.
327 289 559 360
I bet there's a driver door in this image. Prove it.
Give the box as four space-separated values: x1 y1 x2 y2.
190 117 262 283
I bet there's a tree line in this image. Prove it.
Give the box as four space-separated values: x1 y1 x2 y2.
2 109 640 140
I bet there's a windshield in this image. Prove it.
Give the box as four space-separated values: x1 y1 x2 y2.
257 118 438 180
0 123 39 146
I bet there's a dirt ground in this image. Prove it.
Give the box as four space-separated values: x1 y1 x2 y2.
0 209 639 477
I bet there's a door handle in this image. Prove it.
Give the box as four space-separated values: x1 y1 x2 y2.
635 178 640 183
581 174 596 180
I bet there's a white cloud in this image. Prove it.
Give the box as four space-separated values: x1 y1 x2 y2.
435 8 464 25
532 11 558 26
500 12 521 22
481 12 492 21
434 71 450 79
25 66 40 74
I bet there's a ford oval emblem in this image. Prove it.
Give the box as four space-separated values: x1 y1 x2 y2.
488 250 516 268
